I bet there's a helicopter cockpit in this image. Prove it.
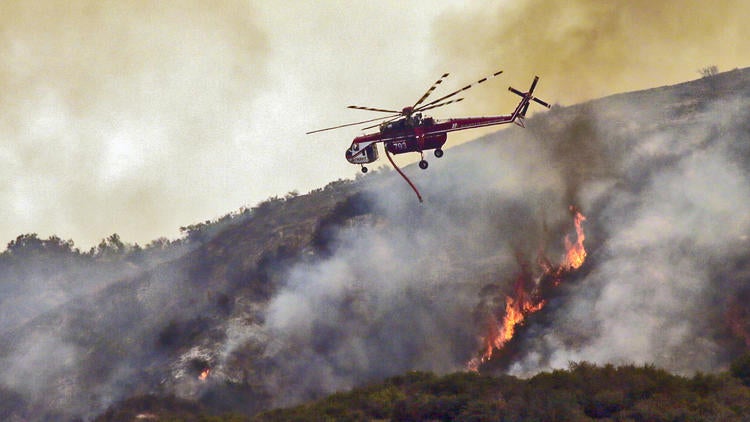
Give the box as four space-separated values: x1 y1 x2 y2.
381 113 426 132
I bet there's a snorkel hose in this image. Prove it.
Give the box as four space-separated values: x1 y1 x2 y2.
384 147 423 203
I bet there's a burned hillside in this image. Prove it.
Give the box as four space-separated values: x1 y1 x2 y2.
1 68 750 420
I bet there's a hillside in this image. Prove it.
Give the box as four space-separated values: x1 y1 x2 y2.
253 362 750 421
2 67 750 420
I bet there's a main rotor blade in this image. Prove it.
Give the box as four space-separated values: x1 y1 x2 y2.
347 105 401 113
416 97 464 112
412 72 450 109
416 69 503 111
306 113 401 135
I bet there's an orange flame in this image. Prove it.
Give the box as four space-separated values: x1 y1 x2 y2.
563 206 587 270
469 207 587 371
199 368 210 381
468 274 546 371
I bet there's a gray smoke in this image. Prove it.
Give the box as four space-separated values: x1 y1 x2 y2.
509 91 750 375
2 69 750 419
252 71 750 404
0 0 268 248
255 108 592 404
0 238 207 419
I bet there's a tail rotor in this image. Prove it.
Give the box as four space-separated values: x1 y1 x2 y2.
509 76 551 119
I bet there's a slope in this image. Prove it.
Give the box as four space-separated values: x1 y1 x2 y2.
1 67 750 420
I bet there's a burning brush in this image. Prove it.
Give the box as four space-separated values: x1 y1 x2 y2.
469 206 587 371
187 357 212 381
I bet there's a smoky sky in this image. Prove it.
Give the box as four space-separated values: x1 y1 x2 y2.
432 0 750 112
0 0 268 248
0 1 467 249
1 0 747 250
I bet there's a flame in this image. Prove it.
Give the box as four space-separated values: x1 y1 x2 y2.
199 368 210 381
468 272 546 371
469 207 587 371
563 206 587 270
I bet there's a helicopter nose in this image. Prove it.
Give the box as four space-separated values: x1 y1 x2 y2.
345 146 359 163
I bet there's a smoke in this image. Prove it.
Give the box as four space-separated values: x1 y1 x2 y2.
251 69 750 405
0 0 268 247
432 0 750 110
255 118 583 404
0 0 465 250
509 92 750 375
3 67 749 418
3 0 746 249
2 14 750 415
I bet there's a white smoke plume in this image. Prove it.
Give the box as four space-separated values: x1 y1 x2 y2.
509 92 750 375
255 107 585 404
252 70 750 405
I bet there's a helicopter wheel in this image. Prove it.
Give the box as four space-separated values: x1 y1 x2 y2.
361 166 368 173
434 148 444 158
419 160 429 170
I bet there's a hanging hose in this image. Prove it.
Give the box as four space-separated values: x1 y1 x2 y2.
384 146 423 203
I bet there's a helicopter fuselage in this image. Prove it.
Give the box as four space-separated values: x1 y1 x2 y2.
345 113 518 165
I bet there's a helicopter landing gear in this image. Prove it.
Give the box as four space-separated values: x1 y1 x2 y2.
360 166 368 173
434 148 444 158
419 160 429 170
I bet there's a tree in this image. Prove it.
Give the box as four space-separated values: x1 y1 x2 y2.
6 233 44 256
699 65 719 78
145 237 172 250
91 233 127 259
4 233 76 257
699 65 719 92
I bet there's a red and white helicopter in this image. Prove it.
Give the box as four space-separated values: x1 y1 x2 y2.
307 70 551 201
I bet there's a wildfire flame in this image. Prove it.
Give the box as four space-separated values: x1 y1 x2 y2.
563 206 587 271
469 207 587 371
199 368 210 381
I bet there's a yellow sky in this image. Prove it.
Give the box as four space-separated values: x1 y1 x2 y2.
433 0 750 109
0 0 747 248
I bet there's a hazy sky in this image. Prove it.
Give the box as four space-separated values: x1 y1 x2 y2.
1 0 747 248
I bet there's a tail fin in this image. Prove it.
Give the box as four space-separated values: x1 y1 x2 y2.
509 76 551 124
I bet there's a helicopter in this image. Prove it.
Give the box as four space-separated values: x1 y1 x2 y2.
307 69 551 201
